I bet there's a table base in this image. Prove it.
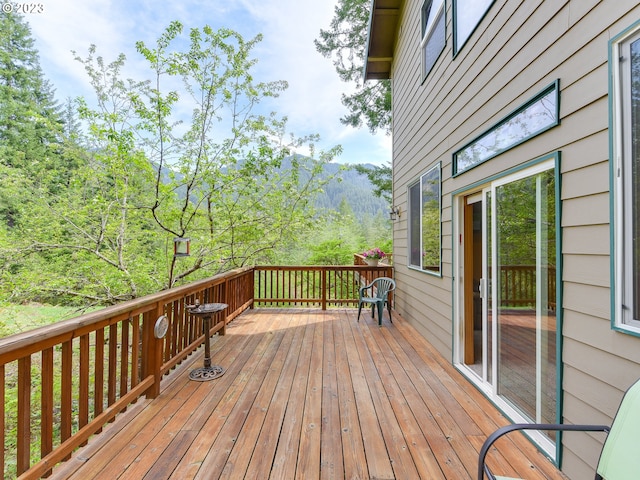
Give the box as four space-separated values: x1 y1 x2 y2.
189 365 226 382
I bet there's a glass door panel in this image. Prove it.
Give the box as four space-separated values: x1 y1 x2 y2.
494 169 556 427
484 191 492 385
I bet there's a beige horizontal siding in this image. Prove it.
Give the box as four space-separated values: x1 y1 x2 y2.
563 225 610 255
562 255 610 288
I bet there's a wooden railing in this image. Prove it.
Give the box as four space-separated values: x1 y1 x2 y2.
1 267 254 479
353 253 393 266
254 265 393 308
499 265 556 310
1 264 392 478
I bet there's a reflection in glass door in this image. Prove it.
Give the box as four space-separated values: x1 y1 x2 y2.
459 162 557 442
494 169 556 428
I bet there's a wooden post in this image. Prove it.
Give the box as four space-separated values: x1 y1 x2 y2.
17 356 31 475
143 303 164 399
321 268 327 310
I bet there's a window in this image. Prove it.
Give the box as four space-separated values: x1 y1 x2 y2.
453 80 560 175
421 0 445 80
409 164 441 274
612 23 640 332
453 0 494 54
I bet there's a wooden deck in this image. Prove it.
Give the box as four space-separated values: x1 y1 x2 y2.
49 309 566 480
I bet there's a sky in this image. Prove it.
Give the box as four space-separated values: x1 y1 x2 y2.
23 0 391 166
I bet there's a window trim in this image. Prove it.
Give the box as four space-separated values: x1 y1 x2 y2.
610 20 640 336
452 0 495 56
420 0 446 81
408 163 442 276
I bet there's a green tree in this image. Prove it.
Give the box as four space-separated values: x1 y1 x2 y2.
315 0 392 134
354 162 392 205
10 22 340 305
0 11 64 228
0 12 62 168
316 1 393 208
129 23 340 287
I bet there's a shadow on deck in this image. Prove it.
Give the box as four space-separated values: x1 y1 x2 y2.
50 309 565 479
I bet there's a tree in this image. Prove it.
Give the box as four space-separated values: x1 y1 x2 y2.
315 0 392 134
0 12 90 305
129 23 340 287
0 12 62 168
353 162 392 205
316 1 393 205
8 22 340 305
0 11 65 227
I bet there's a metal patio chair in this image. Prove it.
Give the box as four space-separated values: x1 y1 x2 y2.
478 378 640 479
357 277 395 326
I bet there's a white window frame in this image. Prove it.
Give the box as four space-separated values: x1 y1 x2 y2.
420 0 445 80
612 21 640 333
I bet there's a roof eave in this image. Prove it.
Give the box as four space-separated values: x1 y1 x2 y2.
364 0 402 81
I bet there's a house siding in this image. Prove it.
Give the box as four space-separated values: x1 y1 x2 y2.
386 0 640 477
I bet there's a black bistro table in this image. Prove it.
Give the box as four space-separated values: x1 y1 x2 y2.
186 302 228 381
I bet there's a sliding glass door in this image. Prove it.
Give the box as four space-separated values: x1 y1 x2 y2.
458 160 558 446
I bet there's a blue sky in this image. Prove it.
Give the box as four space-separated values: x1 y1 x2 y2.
25 0 391 166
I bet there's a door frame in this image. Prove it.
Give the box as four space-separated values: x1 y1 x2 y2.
451 153 563 460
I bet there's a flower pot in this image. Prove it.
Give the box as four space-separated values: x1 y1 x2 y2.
365 258 379 266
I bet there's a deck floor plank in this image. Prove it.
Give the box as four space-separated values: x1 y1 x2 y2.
368 320 460 479
192 316 290 479
241 311 310 479
171 312 286 479
344 312 395 480
220 311 301 479
50 309 567 480
375 321 478 478
351 312 421 480
295 313 324 480
320 313 343 480
334 310 368 480
392 313 563 480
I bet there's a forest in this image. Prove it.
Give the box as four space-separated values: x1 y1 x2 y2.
0 13 391 314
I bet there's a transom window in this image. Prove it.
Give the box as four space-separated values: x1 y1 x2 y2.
612 22 640 333
421 0 445 80
453 81 560 176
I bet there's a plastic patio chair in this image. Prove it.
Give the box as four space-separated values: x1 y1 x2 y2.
478 378 640 479
357 277 396 326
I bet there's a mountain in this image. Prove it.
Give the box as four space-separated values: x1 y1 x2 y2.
315 162 389 218
155 156 390 219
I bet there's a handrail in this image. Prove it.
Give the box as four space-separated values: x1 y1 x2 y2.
3 264 392 478
2 267 254 479
353 253 393 266
499 265 556 309
254 265 393 308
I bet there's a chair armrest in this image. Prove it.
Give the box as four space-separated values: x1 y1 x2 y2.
478 423 610 480
359 281 376 297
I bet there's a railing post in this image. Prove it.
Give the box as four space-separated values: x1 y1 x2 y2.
250 267 255 309
143 302 164 399
321 268 327 310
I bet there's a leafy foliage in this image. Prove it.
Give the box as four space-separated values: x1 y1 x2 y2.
0 17 392 309
354 162 392 204
0 21 344 306
315 0 392 134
